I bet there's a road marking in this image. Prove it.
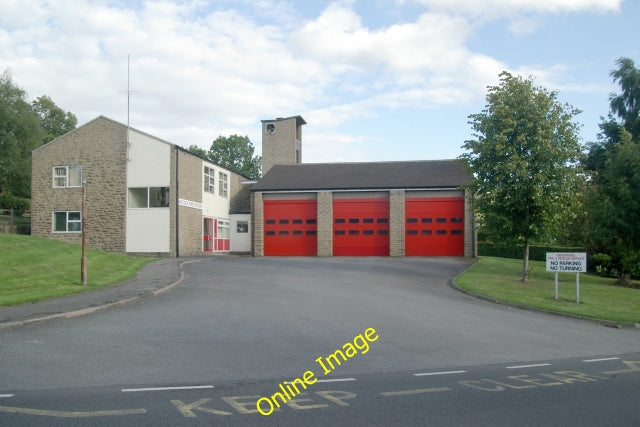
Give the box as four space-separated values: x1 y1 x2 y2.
380 387 451 396
0 395 14 398
505 363 551 369
602 360 640 375
0 405 146 418
315 378 356 383
122 385 214 392
583 357 620 363
171 398 232 417
414 370 467 377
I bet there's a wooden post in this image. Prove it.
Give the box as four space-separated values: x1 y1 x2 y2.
81 180 87 285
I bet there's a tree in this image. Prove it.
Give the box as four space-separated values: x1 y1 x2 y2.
0 70 44 198
582 58 640 279
586 57 640 173
32 95 77 143
460 71 583 282
189 135 261 180
186 144 207 159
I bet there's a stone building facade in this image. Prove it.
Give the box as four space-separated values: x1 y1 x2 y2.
31 116 250 257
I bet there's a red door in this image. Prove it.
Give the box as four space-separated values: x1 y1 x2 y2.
333 198 389 256
203 218 213 252
264 200 317 256
405 198 464 256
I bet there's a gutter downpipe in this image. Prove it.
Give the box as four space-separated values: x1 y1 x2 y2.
175 146 180 258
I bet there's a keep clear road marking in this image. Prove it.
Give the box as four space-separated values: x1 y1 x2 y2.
0 406 147 418
0 394 14 398
122 385 214 393
414 370 467 377
505 363 552 370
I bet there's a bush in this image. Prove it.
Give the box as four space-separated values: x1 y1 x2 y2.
590 253 613 277
0 193 30 215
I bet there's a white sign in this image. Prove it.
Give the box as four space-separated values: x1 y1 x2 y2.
546 252 587 273
178 198 202 210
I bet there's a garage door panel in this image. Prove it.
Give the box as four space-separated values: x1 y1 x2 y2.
333 198 389 256
406 198 464 256
264 200 317 256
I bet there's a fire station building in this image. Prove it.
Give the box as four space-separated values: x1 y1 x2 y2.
251 116 474 257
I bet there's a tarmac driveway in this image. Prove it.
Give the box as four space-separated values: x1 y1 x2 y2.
0 256 639 391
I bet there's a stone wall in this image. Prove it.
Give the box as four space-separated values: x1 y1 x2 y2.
464 190 475 258
252 192 264 256
261 118 298 174
176 149 204 256
31 116 127 252
316 191 333 256
389 189 405 256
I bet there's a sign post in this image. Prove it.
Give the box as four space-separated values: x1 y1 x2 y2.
545 252 587 303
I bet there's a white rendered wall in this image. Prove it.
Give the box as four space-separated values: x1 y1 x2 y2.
126 129 171 252
230 213 251 252
202 161 231 220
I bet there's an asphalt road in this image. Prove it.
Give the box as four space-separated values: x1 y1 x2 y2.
1 257 639 425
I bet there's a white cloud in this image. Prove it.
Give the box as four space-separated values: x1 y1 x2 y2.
0 0 616 162
409 0 621 17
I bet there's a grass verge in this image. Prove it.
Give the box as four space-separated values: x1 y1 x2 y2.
455 256 640 324
0 234 155 306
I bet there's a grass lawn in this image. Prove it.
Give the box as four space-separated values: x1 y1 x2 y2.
0 234 155 306
455 256 640 324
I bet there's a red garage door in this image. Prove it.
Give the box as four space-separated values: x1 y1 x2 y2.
405 198 464 256
264 200 317 256
333 198 389 256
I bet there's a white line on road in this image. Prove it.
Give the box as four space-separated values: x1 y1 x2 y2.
414 370 467 377
315 378 357 383
505 363 551 369
121 385 214 393
380 387 451 396
0 394 14 398
583 357 620 363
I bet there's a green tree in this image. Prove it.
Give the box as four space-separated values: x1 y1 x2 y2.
32 95 77 143
186 144 208 159
586 57 640 173
460 71 583 282
583 58 640 278
0 70 44 198
206 134 261 180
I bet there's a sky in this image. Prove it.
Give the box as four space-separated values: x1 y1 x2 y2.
1 0 639 164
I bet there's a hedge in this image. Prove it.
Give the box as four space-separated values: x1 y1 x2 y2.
478 242 585 262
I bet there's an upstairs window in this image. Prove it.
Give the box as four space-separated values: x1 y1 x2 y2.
53 165 82 188
218 172 228 197
128 187 170 208
204 166 215 194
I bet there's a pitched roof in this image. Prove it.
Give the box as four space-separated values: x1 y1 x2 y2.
252 159 470 192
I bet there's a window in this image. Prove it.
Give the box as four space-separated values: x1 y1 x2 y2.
53 165 82 188
335 218 346 224
219 172 228 197
53 211 81 233
204 166 215 193
451 217 463 223
217 220 230 239
436 218 447 223
236 221 249 233
128 187 170 208
407 218 418 224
